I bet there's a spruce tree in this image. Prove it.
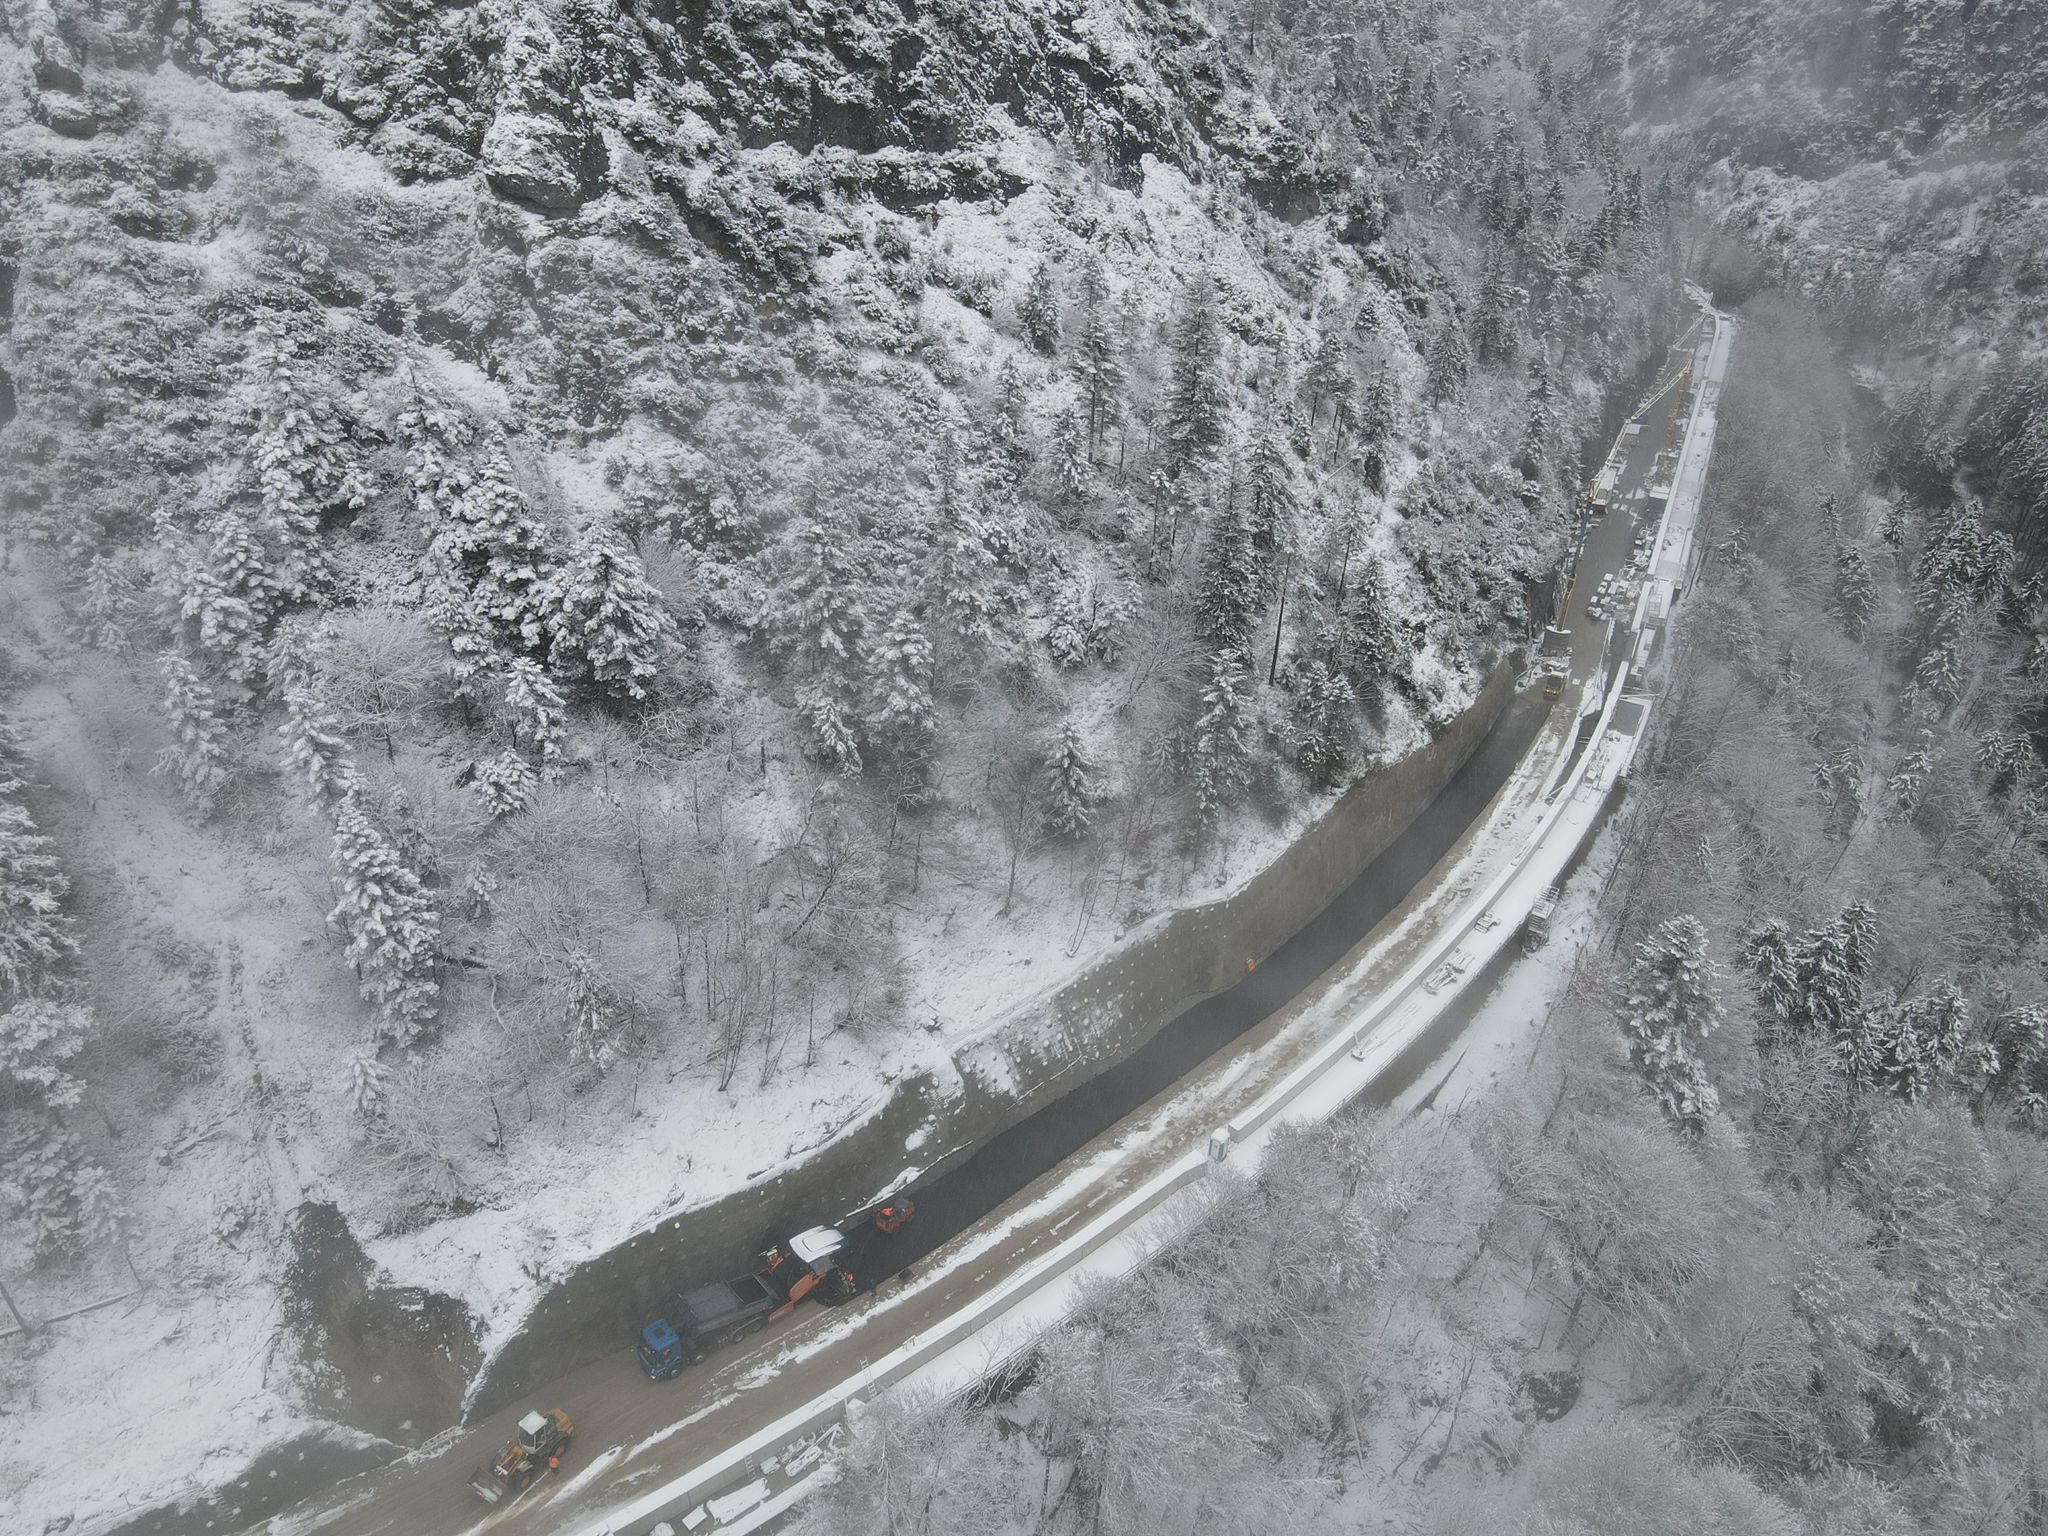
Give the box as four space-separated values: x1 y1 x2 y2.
501 657 567 782
1166 272 1229 468
1304 317 1352 432
153 653 233 815
1052 401 1091 517
1190 647 1255 832
866 608 938 771
0 997 93 1111
252 340 356 603
1019 260 1062 354
1355 363 1396 493
0 755 72 1004
1245 425 1295 551
1619 915 1722 1132
797 680 864 775
328 790 442 1046
1742 920 1800 1033
279 685 360 809
1287 660 1357 787
79 555 136 653
423 571 501 721
1341 554 1401 697
1470 252 1520 366
1077 252 1123 455
1040 721 1103 842
544 522 680 703
1045 586 1092 669
922 435 1003 680
208 508 283 660
1425 317 1471 404
1518 351 1560 485
992 355 1031 466
472 747 539 818
777 504 869 686
167 544 262 688
1195 497 1263 658
347 1049 391 1118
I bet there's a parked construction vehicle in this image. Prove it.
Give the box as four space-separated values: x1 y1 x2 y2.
468 1408 573 1504
637 1202 916 1381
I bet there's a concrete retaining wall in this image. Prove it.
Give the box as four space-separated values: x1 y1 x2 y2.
468 658 1518 1417
939 656 1520 1152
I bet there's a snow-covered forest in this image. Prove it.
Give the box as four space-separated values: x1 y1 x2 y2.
5 0 2043 1526
0 0 1689 1521
794 3 2048 1533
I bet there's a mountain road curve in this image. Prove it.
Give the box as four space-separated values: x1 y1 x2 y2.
104 311 1726 1536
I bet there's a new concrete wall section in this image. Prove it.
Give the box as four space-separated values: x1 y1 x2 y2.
469 657 1519 1416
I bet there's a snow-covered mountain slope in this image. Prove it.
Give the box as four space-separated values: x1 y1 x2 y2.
0 0 1684 1522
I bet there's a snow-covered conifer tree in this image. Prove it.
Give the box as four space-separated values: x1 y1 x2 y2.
1166 272 1229 468
472 748 539 818
1355 363 1396 492
1741 920 1800 1032
423 572 501 721
79 555 138 653
1518 350 1561 486
866 608 938 765
251 338 359 602
1196 498 1263 658
1304 316 1351 432
1470 251 1520 365
1077 252 1123 454
1245 425 1295 551
403 403 558 661
1052 401 1091 516
1045 586 1092 669
1286 660 1357 786
921 436 1003 680
327 791 441 1046
1619 915 1722 1132
1341 553 1400 695
279 685 360 809
152 653 233 815
0 724 73 999
1040 721 1103 841
1834 543 1877 639
501 657 566 781
1190 647 1255 831
166 542 262 687
991 355 1031 467
0 996 93 1111
1425 317 1471 403
797 682 863 775
9 1125 120 1261
563 951 631 1070
1885 731 1934 820
1085 578 1136 664
1019 260 1061 354
544 522 680 702
347 1050 390 1118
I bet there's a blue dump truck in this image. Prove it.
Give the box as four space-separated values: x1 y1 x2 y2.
637 1202 915 1381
